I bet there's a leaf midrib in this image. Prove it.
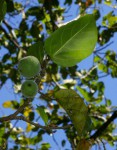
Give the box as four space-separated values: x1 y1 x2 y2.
53 21 90 57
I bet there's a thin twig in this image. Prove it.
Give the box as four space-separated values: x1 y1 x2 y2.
0 25 20 48
7 115 71 131
95 41 114 53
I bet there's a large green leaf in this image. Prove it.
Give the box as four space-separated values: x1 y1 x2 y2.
54 89 91 135
45 14 97 67
0 0 7 22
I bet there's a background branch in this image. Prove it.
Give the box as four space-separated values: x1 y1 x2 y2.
0 99 31 122
0 25 20 48
9 115 72 130
90 111 117 140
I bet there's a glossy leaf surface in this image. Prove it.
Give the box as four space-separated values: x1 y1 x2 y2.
45 14 97 67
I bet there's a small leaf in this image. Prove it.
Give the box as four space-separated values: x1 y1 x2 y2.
24 107 32 117
36 105 48 125
28 136 42 145
45 14 97 67
28 41 44 62
94 56 101 62
2 100 19 109
77 86 101 102
40 143 51 149
26 123 32 132
77 86 91 101
3 101 12 108
106 99 111 106
98 63 108 73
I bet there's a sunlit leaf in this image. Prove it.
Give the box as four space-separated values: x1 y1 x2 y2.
2 101 12 108
26 123 33 132
77 86 103 102
36 105 48 125
98 63 108 73
104 0 112 6
77 86 91 101
24 107 32 117
94 55 101 62
45 14 97 67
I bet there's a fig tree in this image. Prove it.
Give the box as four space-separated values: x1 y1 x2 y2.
18 56 41 78
21 80 38 98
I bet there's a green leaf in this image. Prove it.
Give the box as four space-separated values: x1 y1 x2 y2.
54 89 90 136
106 99 111 106
45 14 97 67
40 143 51 150
0 126 5 145
77 86 102 102
77 86 91 101
94 56 101 63
28 135 42 145
2 101 12 108
2 100 19 109
27 41 44 62
0 0 7 22
104 0 112 6
36 105 48 125
98 63 108 73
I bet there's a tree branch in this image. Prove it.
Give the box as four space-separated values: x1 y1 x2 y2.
0 97 71 131
90 111 117 140
0 25 20 48
0 99 31 122
10 115 71 130
94 41 114 53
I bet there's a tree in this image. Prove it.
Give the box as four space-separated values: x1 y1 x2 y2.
0 0 117 149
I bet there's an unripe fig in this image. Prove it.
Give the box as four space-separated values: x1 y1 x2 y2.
18 56 41 78
21 80 38 98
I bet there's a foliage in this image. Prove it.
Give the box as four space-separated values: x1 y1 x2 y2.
0 0 117 149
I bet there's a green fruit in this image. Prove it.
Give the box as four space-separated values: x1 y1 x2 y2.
21 80 38 98
18 56 41 78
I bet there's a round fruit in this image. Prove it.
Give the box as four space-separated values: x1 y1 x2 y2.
21 80 38 98
18 56 41 78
